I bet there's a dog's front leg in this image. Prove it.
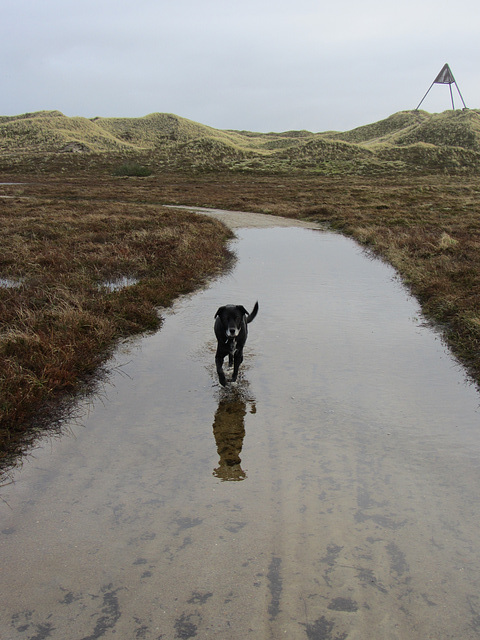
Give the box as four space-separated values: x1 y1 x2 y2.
231 351 243 383
215 352 227 386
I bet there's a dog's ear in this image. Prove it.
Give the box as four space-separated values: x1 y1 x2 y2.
237 306 248 316
215 306 226 318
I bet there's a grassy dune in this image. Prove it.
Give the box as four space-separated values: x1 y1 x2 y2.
2 108 480 174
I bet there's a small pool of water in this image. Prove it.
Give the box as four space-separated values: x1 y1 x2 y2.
99 275 139 292
0 277 24 288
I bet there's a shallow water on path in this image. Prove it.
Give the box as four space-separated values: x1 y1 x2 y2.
1 218 480 640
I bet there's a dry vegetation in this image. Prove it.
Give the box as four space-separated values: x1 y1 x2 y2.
2 106 480 475
0 184 232 470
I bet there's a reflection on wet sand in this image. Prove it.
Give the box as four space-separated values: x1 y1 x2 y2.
212 383 256 481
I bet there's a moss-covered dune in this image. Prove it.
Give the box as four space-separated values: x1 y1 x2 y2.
1 108 480 174
322 110 430 145
322 110 480 149
0 110 135 153
94 112 253 150
393 109 480 150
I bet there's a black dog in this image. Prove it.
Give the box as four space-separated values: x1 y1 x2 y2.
214 302 259 386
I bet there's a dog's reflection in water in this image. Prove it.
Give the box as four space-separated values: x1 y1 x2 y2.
212 385 256 481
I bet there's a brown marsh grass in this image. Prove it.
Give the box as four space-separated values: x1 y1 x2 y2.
0 186 233 469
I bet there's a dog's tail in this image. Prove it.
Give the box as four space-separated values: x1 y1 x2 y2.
246 301 259 324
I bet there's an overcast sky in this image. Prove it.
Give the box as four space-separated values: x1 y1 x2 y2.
1 0 478 133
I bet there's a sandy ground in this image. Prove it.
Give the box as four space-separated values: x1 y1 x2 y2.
165 204 323 229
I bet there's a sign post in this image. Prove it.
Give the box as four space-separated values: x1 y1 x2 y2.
416 63 467 110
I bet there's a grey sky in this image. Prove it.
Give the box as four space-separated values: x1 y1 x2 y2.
1 0 478 132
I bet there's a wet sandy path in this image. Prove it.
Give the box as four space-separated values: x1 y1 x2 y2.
1 210 480 639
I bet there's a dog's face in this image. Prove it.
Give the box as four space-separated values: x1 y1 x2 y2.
215 305 248 338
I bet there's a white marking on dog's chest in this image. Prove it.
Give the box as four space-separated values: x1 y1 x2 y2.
227 338 237 354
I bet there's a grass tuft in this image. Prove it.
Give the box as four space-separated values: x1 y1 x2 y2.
112 162 152 177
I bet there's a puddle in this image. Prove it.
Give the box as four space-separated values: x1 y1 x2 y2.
0 277 24 289
99 275 139 292
1 222 480 639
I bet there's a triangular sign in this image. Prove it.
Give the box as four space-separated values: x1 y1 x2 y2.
434 63 455 85
415 63 467 110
